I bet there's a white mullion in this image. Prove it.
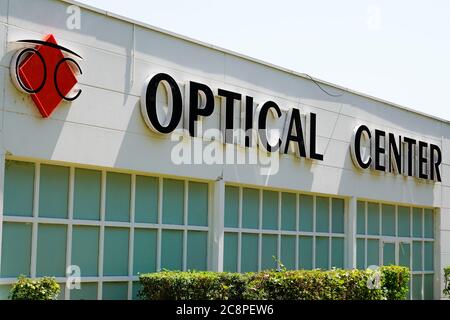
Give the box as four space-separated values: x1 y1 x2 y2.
395 205 398 238
312 196 316 268
183 180 188 271
30 162 40 278
127 174 136 300
421 208 425 300
97 170 106 300
156 177 163 271
65 166 75 300
364 202 368 268
277 192 281 270
328 198 332 269
295 194 299 270
258 189 262 271
237 187 242 273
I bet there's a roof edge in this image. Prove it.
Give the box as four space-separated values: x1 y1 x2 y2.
61 0 448 124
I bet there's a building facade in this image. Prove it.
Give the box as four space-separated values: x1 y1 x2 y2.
0 0 449 300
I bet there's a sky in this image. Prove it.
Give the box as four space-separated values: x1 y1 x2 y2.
77 0 450 121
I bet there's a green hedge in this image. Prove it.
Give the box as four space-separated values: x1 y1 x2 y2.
139 266 409 300
9 276 60 300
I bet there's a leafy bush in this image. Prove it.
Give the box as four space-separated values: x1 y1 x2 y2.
9 275 60 300
444 266 450 297
139 266 409 300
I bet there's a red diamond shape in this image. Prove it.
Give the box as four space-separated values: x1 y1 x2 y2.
18 34 78 118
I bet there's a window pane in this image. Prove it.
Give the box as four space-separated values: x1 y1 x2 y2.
383 242 395 266
367 203 380 235
161 230 183 271
315 237 329 269
399 242 410 268
299 195 313 232
133 228 157 275
105 172 131 222
73 168 101 221
0 285 11 300
356 238 365 269
367 239 379 267
412 274 422 300
331 237 344 269
104 227 129 276
382 205 395 236
241 233 258 272
397 206 410 237
424 242 434 271
298 236 313 269
424 274 433 300
70 283 98 300
39 164 69 219
223 233 238 272
332 199 344 234
188 182 208 227
4 160 34 217
262 191 278 230
135 176 158 224
281 236 296 270
356 201 365 235
72 226 99 277
281 193 296 231
424 209 434 239
187 231 207 270
225 186 239 228
102 282 128 300
132 282 142 300
413 208 423 238
1 222 32 277
412 241 423 271
261 234 277 270
162 179 184 225
37 224 67 277
242 188 259 229
316 197 329 233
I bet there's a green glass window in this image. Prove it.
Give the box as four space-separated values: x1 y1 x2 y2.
316 197 329 233
331 237 344 268
399 242 410 268
36 224 67 277
103 227 129 276
0 285 12 300
223 233 238 272
132 282 142 300
299 195 313 232
242 188 259 229
261 234 277 270
224 186 239 228
298 236 313 269
105 172 130 222
413 241 423 271
412 274 422 300
73 168 101 221
397 206 410 237
356 201 365 235
72 226 99 277
424 242 434 271
161 230 183 270
135 176 158 224
315 237 329 269
424 274 433 300
188 182 208 226
102 282 128 300
332 199 344 234
281 235 296 270
367 203 380 235
413 208 423 237
424 209 434 238
356 238 365 269
133 228 157 275
281 193 296 231
262 191 278 230
241 233 258 272
162 179 184 225
4 160 34 217
188 182 208 227
383 242 395 266
39 164 69 219
70 283 98 300
366 239 379 267
1 222 32 277
187 231 207 270
382 205 395 236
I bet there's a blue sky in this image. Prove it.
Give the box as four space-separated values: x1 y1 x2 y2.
78 0 450 120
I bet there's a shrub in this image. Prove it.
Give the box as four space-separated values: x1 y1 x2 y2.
9 275 60 300
139 266 410 300
444 266 450 297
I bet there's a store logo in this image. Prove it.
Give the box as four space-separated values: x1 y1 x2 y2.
10 34 83 118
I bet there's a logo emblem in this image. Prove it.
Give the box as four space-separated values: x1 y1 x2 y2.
10 34 83 118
